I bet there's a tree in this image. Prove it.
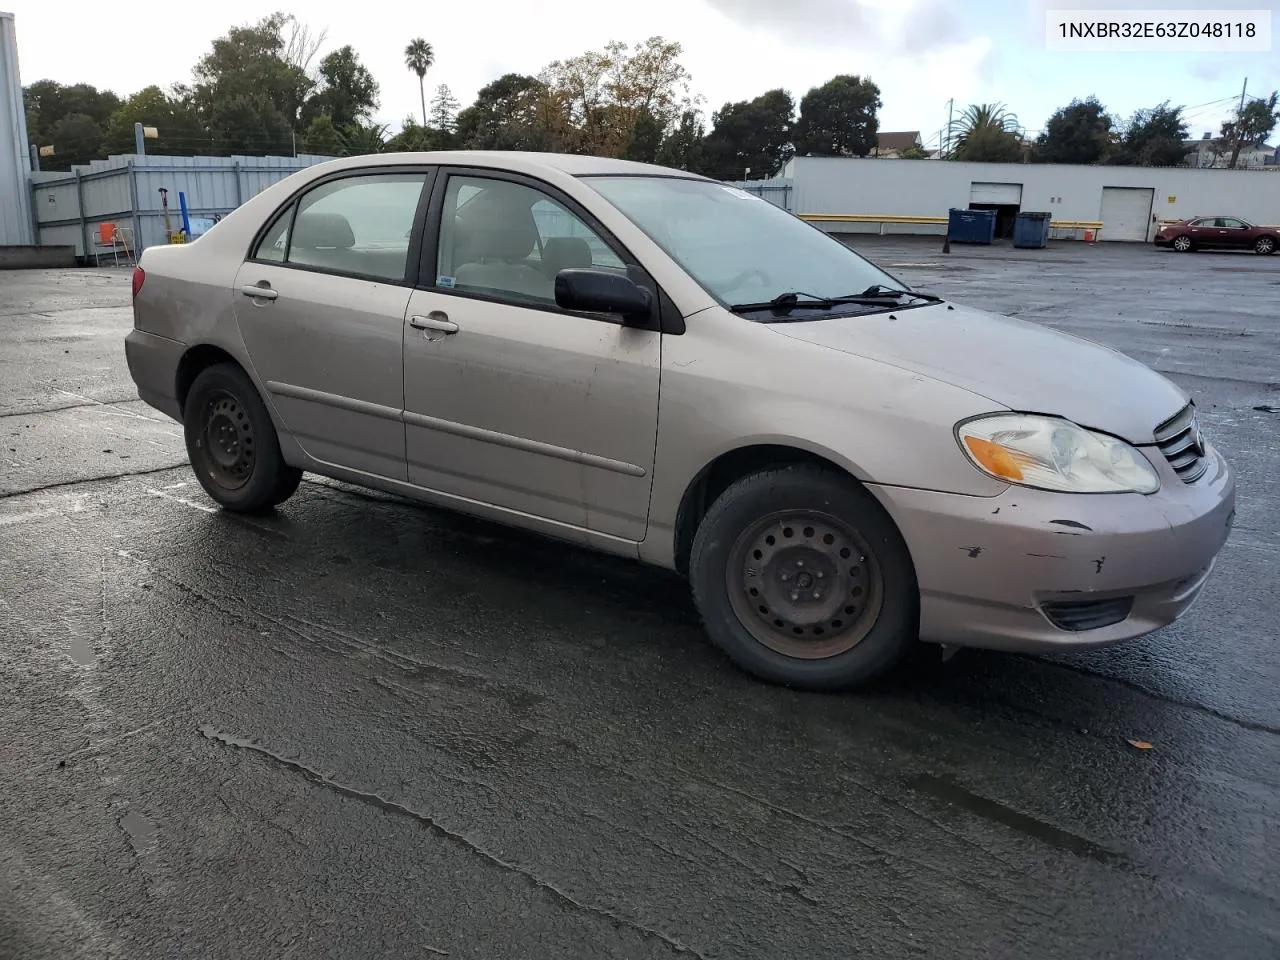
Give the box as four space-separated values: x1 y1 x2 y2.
1033 97 1113 164
1110 102 1188 166
538 36 695 157
792 75 881 158
428 84 460 133
23 81 120 164
949 102 1020 159
305 45 379 129
385 118 452 152
699 89 795 180
404 39 435 126
184 12 315 155
103 85 205 156
655 109 705 171
340 122 389 156
454 73 559 151
1220 92 1280 168
956 125 1024 162
299 114 345 156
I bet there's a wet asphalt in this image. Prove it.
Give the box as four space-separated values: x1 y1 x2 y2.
1 240 1277 959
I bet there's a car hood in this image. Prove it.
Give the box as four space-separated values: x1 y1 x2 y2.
767 301 1188 444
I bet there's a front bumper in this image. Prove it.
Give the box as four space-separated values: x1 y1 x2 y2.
870 446 1236 652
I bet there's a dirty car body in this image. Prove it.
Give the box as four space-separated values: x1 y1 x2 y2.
124 151 1236 690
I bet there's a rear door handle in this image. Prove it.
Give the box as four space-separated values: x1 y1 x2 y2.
409 313 458 334
239 284 278 300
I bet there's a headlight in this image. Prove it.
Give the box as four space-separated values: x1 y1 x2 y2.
957 414 1160 494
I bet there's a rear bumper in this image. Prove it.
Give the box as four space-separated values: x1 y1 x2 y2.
124 329 185 422
869 447 1236 652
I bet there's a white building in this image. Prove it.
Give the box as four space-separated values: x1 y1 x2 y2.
760 156 1280 242
1183 133 1278 170
1 11 34 247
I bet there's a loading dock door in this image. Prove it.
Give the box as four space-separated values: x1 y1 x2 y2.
1099 187 1155 241
969 182 1023 205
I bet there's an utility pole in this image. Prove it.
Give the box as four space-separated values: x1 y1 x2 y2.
1239 77 1248 115
945 98 955 158
135 122 146 157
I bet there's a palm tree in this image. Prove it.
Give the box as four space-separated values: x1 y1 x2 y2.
949 102 1021 157
404 39 435 127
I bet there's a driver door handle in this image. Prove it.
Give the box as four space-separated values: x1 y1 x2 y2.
239 284 278 300
409 312 458 334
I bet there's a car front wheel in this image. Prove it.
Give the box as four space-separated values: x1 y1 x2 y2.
183 362 302 513
1255 236 1277 255
1172 235 1193 252
689 464 919 691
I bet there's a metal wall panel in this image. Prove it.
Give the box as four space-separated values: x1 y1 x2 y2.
0 11 34 246
29 153 333 257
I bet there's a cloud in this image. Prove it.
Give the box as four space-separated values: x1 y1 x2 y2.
700 0 982 53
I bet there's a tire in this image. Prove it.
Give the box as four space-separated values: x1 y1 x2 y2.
1172 235 1193 252
1254 236 1277 255
183 362 302 513
689 464 919 691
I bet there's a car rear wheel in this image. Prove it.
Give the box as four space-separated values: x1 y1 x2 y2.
184 363 302 513
1255 236 1277 255
1172 235 1193 252
689 464 919 691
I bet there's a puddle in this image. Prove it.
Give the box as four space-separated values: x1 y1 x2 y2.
67 633 96 666
119 809 158 857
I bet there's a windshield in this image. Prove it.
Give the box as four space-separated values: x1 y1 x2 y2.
584 176 902 310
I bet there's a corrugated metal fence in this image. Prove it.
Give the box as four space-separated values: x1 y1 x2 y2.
29 153 334 258
728 178 795 212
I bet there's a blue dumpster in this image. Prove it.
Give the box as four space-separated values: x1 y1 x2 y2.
947 208 996 244
1013 211 1053 249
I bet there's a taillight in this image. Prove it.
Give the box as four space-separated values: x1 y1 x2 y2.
131 267 145 299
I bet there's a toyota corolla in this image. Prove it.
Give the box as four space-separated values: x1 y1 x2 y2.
124 151 1236 690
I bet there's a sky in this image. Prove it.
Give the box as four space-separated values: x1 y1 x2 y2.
5 0 1279 149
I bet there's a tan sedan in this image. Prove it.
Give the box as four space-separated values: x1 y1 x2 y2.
124 152 1236 690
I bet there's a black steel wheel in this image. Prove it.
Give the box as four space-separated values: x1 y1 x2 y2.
690 464 919 691
183 362 302 513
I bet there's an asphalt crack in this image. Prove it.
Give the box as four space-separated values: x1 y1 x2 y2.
199 726 708 959
0 464 187 500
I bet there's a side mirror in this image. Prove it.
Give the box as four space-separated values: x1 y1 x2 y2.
555 268 653 325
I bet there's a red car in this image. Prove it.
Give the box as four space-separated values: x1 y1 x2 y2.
1155 216 1279 254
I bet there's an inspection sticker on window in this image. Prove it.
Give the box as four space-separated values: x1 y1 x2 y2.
436 275 456 288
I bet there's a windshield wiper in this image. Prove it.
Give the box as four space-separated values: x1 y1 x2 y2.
728 287 943 316
852 285 944 303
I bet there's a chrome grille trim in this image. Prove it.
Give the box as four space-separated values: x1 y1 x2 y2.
1154 403 1209 484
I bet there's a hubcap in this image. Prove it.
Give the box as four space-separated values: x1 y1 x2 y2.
727 511 884 659
196 392 255 490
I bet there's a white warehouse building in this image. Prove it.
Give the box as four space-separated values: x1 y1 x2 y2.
752 156 1280 242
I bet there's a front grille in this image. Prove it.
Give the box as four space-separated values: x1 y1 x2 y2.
1153 403 1210 484
1042 596 1134 632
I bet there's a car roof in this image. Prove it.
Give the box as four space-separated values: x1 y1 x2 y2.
301 150 713 180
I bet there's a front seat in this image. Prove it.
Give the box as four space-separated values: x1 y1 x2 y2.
289 211 356 272
540 236 593 280
452 186 550 301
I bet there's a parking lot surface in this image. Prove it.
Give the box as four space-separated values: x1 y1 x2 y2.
2 239 1278 959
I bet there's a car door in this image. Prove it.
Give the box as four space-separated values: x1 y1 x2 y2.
1186 217 1214 246
1217 217 1250 249
401 168 662 544
233 169 434 481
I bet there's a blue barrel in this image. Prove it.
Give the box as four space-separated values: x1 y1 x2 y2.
947 208 996 244
1013 211 1052 249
